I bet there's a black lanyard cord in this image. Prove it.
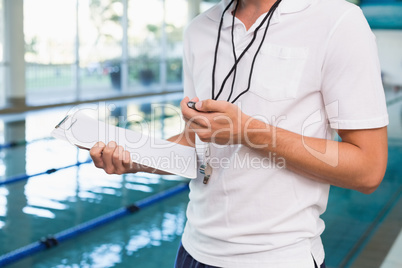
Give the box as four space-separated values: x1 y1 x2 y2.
212 0 282 103
211 0 236 100
227 0 240 103
213 0 279 101
230 0 282 103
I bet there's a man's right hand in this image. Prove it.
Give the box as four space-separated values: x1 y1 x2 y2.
90 141 136 175
89 141 174 176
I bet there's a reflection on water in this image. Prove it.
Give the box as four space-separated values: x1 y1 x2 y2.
26 196 69 210
87 244 123 268
124 183 153 192
22 207 56 219
0 188 8 217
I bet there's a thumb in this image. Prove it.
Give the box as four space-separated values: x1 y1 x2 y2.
195 99 228 113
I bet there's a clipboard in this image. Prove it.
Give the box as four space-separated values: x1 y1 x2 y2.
51 111 197 179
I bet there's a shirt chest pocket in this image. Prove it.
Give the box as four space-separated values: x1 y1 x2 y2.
251 44 309 101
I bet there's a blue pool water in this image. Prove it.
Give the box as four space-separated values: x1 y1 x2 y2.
0 91 401 268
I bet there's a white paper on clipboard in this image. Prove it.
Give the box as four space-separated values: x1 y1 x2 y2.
51 111 197 179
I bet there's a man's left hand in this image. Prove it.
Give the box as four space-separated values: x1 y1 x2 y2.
180 97 252 145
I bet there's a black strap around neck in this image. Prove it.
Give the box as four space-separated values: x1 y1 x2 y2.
211 0 282 103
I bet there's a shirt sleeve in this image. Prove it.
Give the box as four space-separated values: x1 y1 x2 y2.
321 6 389 130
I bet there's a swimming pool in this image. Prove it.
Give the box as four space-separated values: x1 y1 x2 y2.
0 92 401 267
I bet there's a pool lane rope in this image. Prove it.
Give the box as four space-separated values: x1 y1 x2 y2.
0 159 93 186
0 182 190 267
0 137 53 150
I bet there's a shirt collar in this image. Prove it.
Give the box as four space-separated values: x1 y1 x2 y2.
207 0 314 27
280 0 314 14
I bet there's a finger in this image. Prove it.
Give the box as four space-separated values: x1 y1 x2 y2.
102 141 118 174
181 97 217 131
122 150 134 171
185 117 213 142
181 97 203 120
180 96 190 111
181 96 193 117
195 99 229 113
90 142 106 168
180 96 200 113
112 146 126 174
185 113 213 129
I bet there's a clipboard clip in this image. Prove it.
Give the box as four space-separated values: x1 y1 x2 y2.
55 115 69 129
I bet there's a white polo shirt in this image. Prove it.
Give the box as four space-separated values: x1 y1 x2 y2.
181 0 389 267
